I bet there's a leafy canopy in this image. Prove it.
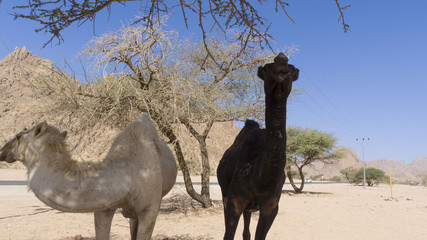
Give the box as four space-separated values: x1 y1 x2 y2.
286 126 340 167
285 126 341 193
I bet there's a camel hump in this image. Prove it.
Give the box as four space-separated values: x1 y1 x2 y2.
137 112 150 120
107 113 159 157
133 113 156 134
244 119 260 130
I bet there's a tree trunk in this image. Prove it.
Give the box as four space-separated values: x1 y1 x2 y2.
286 165 305 193
297 166 305 192
161 125 208 206
184 120 214 208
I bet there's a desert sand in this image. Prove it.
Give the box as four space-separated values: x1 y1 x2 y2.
1 169 426 240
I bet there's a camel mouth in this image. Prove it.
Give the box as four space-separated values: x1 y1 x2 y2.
0 151 17 163
274 71 291 83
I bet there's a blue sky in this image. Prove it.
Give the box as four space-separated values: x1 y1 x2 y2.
1 1 426 163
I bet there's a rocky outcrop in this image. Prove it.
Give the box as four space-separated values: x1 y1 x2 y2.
0 47 240 172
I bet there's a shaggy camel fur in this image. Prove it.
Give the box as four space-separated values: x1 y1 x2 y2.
0 113 177 240
217 53 299 240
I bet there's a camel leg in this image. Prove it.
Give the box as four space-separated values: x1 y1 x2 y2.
94 209 115 240
134 205 160 240
243 210 251 240
223 197 246 240
129 218 138 240
254 203 279 240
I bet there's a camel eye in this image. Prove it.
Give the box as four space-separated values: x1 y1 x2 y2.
16 133 23 141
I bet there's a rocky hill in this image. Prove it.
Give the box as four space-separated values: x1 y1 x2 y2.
0 47 240 173
1 47 426 183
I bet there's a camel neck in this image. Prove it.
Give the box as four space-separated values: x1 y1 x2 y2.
264 96 287 148
254 96 287 188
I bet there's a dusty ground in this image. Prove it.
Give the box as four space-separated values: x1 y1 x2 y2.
1 169 426 240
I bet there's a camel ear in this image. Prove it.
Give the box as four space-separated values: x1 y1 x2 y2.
34 122 48 138
293 68 299 82
61 131 67 139
257 66 265 81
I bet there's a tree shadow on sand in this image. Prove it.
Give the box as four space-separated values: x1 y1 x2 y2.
0 206 55 220
159 194 222 215
282 189 332 196
62 194 221 240
152 234 214 240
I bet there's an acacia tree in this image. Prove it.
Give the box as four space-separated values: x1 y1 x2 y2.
34 18 295 207
352 167 385 186
286 126 342 193
2 0 351 52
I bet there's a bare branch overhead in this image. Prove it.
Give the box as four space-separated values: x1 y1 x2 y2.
6 0 351 50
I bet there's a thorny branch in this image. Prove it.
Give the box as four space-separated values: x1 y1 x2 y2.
4 0 351 58
335 0 351 32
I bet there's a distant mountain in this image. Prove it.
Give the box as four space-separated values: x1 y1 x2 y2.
303 146 426 183
368 159 415 182
408 156 427 173
303 146 363 179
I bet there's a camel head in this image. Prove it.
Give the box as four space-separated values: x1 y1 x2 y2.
0 122 67 166
257 53 299 98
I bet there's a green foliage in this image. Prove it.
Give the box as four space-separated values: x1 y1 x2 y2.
421 174 427 187
352 167 386 186
287 169 308 180
340 167 357 183
286 126 339 166
287 169 300 179
329 176 343 182
310 174 324 181
285 126 339 192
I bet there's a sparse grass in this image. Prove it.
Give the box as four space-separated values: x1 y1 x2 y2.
394 180 419 186
328 176 343 182
310 174 323 181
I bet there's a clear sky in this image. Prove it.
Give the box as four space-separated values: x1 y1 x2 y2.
1 1 426 163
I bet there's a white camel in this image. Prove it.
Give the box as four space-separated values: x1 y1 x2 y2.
0 113 177 240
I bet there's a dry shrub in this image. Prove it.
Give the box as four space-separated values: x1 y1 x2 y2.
160 194 222 215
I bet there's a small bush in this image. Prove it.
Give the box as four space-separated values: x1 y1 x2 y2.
417 174 427 187
310 174 324 181
352 167 385 186
329 176 343 182
394 180 418 186
340 167 357 183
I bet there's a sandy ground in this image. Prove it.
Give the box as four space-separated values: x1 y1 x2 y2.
1 169 426 240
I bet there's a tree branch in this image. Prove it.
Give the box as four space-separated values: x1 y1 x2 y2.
334 0 351 32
